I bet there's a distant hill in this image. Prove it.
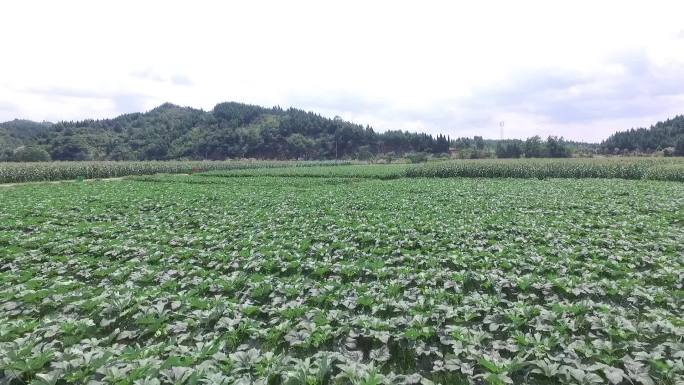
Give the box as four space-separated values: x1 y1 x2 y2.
0 102 450 161
0 120 53 156
0 119 53 139
601 115 684 154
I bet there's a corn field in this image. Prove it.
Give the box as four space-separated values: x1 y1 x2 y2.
2 158 684 184
0 160 350 184
406 157 684 181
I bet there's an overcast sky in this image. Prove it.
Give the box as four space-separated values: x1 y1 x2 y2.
1 1 683 142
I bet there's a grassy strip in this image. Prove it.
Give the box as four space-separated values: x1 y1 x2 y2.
198 164 409 179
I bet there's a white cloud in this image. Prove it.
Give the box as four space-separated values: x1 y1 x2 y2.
1 0 683 141
131 68 193 86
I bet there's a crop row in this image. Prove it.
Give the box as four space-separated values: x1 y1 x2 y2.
199 164 408 180
3 158 684 184
196 158 684 182
0 160 350 184
405 158 684 181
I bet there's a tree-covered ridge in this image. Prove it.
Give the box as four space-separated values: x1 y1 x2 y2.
0 119 53 139
0 102 451 161
0 119 53 159
601 114 684 155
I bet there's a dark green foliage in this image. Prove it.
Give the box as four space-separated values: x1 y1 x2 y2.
48 136 92 161
455 135 588 159
0 102 454 161
675 136 684 156
0 119 53 139
495 140 523 158
12 146 51 162
545 136 571 158
406 152 430 163
1 101 614 162
473 136 485 150
493 136 569 159
0 120 53 161
524 136 546 158
602 114 684 153
433 134 450 154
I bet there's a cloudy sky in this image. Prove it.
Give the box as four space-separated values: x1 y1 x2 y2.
1 0 683 142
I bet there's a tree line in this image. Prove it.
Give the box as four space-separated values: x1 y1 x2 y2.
601 115 684 156
448 135 574 159
0 102 453 162
0 101 605 162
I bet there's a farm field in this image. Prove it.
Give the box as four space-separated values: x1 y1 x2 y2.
2 157 684 184
1 173 684 385
406 158 684 182
0 161 352 184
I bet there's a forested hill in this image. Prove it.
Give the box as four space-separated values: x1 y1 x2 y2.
601 115 684 155
0 102 450 161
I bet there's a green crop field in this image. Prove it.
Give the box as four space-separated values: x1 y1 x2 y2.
2 157 684 184
198 164 409 180
1 169 684 385
0 160 352 184
405 158 684 182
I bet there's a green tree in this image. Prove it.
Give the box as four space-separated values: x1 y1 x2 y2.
355 145 373 161
49 136 92 161
602 115 684 153
546 136 571 158
432 134 450 154
13 146 52 162
286 133 314 159
524 136 545 158
496 141 523 158
675 136 684 156
406 152 429 163
0 101 507 161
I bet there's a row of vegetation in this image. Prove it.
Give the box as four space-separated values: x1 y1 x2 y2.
492 136 572 158
191 159 684 182
3 103 684 162
195 164 409 180
0 101 598 162
0 160 349 184
0 103 451 162
3 157 684 184
405 157 684 181
601 114 684 154
399 135 590 160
